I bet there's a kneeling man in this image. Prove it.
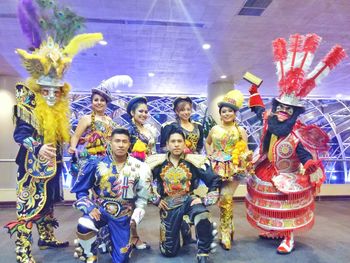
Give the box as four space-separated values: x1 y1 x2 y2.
71 128 151 263
146 127 220 263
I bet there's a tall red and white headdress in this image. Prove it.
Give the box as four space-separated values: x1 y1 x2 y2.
272 33 347 107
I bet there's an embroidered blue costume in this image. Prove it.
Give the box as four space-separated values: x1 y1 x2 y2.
71 154 151 263
5 32 103 263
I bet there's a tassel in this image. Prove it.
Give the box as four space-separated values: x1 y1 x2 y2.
247 178 313 200
63 33 103 58
272 38 287 82
299 45 346 97
272 38 288 61
246 211 315 235
299 34 322 72
283 68 305 94
246 198 315 219
323 44 347 69
303 33 322 53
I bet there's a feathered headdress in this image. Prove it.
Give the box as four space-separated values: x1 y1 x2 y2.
272 33 347 107
17 33 103 86
16 0 103 87
17 0 85 49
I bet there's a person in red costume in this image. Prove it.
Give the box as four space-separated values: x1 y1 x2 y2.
245 33 346 254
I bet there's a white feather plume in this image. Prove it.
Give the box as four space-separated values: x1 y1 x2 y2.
100 75 133 91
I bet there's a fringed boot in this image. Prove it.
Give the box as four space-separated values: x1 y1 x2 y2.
219 194 234 250
36 213 69 249
15 222 36 263
5 220 36 263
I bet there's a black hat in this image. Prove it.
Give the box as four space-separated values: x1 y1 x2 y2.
127 96 147 116
173 96 192 111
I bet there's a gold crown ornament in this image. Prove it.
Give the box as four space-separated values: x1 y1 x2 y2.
16 33 103 87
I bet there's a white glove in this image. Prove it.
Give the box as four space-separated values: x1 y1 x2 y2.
203 190 219 206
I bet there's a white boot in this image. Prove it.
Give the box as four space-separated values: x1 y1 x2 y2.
277 232 294 254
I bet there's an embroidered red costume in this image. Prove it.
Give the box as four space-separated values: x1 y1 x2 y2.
245 33 346 254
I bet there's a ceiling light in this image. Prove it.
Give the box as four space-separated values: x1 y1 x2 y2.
99 40 108 45
148 72 155 77
220 75 227 79
202 43 211 50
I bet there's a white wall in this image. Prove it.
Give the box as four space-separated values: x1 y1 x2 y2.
0 76 21 201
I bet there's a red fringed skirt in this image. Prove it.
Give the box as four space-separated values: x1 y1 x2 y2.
245 159 315 238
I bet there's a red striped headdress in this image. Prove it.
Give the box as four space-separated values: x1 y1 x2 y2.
272 33 347 107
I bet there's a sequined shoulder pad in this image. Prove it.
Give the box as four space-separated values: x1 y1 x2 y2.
192 120 202 127
145 154 167 169
294 122 329 152
184 154 209 169
161 121 176 128
127 155 144 166
14 82 39 128
15 82 36 111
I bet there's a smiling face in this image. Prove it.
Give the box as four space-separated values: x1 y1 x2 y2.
219 106 236 124
175 101 192 122
131 103 149 125
91 93 107 114
275 103 294 122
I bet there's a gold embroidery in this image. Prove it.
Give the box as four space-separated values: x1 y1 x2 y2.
160 163 192 196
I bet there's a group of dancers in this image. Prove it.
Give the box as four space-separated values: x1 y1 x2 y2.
4 30 347 263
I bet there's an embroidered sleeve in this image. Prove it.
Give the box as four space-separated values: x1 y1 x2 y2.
14 119 42 156
71 158 98 200
296 143 313 165
134 163 152 210
197 163 221 192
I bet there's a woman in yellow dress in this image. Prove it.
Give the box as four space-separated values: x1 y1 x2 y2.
205 90 253 250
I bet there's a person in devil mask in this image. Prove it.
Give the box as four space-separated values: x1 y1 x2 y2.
245 33 346 254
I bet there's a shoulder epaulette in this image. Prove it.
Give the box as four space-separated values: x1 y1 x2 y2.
192 120 202 126
14 82 39 129
15 82 36 110
184 154 209 169
127 155 143 166
161 121 176 128
145 154 167 169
